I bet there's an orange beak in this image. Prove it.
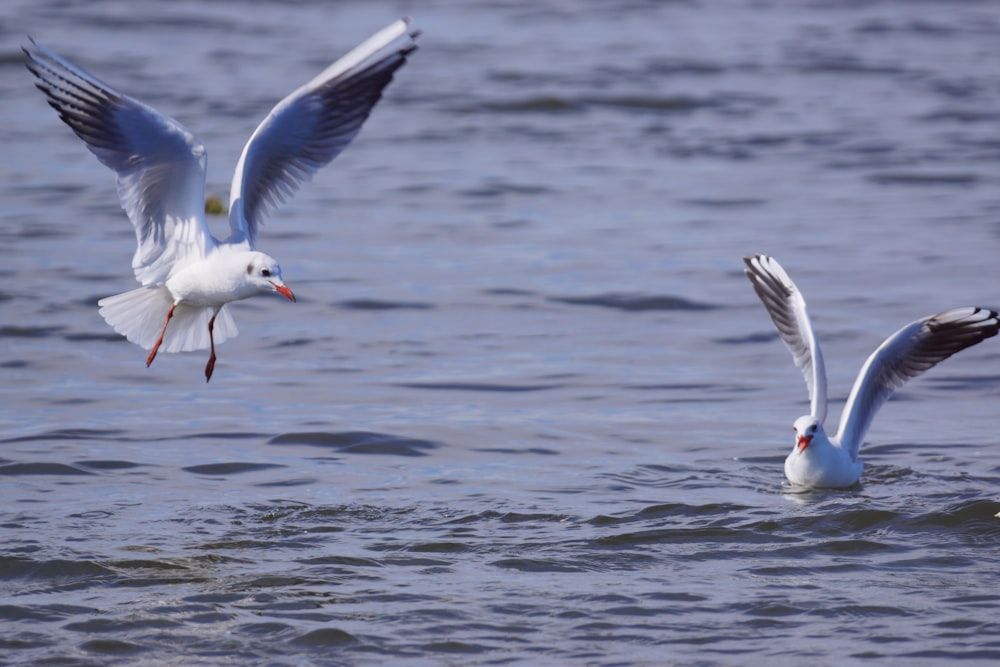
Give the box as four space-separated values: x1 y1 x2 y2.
271 282 296 302
797 434 812 452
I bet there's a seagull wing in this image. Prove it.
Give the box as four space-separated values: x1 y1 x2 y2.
227 18 419 247
25 39 215 286
835 306 1000 458
744 254 829 424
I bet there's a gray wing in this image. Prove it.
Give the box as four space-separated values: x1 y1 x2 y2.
744 254 829 424
24 39 214 286
835 306 1000 458
227 18 419 247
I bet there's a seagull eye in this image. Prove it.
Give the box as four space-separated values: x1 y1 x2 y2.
261 269 272 278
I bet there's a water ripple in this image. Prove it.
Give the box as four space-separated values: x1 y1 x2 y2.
268 431 440 456
549 293 716 312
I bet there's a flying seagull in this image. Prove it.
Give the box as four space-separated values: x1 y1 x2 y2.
25 18 419 380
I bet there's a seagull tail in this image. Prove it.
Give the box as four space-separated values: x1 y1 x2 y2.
97 286 238 353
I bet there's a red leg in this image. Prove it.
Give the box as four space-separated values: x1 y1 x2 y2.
204 313 217 382
146 304 176 367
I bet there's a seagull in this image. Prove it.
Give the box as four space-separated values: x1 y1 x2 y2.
743 253 999 488
24 19 419 381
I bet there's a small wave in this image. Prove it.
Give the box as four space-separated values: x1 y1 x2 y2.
549 293 715 312
921 109 1000 123
590 525 794 548
0 556 116 586
793 56 909 76
867 171 980 186
631 57 728 77
0 602 96 624
406 541 473 554
586 94 712 111
458 182 552 198
395 381 561 393
855 18 956 37
0 326 64 339
760 507 903 536
491 557 587 573
64 332 128 342
237 621 295 637
182 462 286 476
1 428 125 444
680 197 767 208
337 299 434 310
421 640 494 655
0 462 93 476
268 431 439 457
481 288 537 297
110 558 190 572
588 501 754 527
273 337 313 348
474 94 713 114
443 509 572 527
924 373 1000 391
79 639 146 656
74 460 142 471
473 447 561 456
904 499 1000 546
255 477 318 488
292 627 358 647
716 331 779 345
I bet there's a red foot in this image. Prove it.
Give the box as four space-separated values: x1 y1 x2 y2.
204 313 217 382
147 304 176 367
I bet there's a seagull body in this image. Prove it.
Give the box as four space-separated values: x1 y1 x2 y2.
25 19 419 380
744 254 999 489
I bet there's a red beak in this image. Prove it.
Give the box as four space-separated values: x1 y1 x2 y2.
797 434 812 452
271 282 296 302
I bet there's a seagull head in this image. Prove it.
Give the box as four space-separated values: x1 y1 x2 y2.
246 252 295 302
792 415 820 453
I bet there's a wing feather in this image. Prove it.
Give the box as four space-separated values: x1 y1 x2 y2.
25 39 214 286
744 254 829 424
835 306 1000 457
228 18 420 246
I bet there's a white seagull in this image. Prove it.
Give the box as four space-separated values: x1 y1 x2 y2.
25 19 419 381
743 253 999 488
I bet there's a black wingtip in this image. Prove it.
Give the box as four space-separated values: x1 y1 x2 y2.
399 16 422 44
22 36 39 68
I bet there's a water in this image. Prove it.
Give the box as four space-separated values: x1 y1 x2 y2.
2 0 1000 664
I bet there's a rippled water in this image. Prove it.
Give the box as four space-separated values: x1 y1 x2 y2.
3 0 1000 664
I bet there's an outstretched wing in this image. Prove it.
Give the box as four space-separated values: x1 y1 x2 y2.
744 254 829 424
227 18 420 247
24 39 214 286
836 306 1000 458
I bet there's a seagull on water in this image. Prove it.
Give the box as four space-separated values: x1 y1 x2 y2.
743 253 998 488
25 19 419 381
